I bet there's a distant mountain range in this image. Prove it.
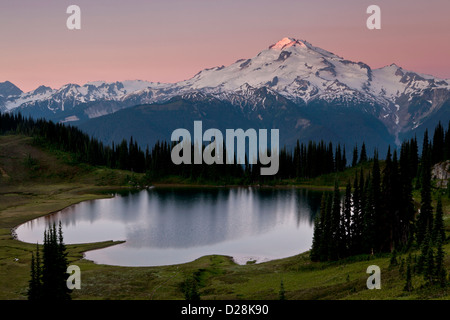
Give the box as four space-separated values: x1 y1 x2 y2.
2 37 449 153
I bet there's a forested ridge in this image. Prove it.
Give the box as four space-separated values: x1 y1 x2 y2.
6 113 449 183
309 122 450 288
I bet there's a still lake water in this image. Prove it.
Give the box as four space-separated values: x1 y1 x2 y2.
15 187 326 266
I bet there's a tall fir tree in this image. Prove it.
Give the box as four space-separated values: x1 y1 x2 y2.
424 243 435 285
352 145 358 167
410 136 419 179
417 224 433 274
399 141 415 250
27 244 41 301
431 121 445 165
342 182 353 256
362 173 375 254
28 226 70 300
416 130 433 247
351 172 362 254
329 181 341 260
320 194 333 261
391 150 402 249
403 259 413 292
381 147 394 252
342 147 347 171
434 237 447 288
359 143 368 164
432 195 446 246
310 195 325 262
371 151 382 252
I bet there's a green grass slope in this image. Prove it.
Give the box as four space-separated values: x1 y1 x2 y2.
0 134 449 300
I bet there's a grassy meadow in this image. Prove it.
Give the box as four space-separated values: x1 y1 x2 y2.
0 134 449 300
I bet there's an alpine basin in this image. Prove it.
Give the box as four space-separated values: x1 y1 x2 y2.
15 187 324 266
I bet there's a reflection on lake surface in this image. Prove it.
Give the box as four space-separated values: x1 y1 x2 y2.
15 187 326 266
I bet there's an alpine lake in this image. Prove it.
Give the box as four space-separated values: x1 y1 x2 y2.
15 187 327 266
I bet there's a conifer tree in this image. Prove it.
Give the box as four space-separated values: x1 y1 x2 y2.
371 152 382 252
335 145 342 173
410 136 419 179
320 194 333 261
358 168 366 251
432 195 446 246
362 173 375 254
390 150 402 249
342 147 347 171
434 237 447 288
352 145 358 167
417 225 432 274
403 260 413 292
381 147 394 251
351 172 361 254
424 244 435 285
310 196 324 262
41 223 71 300
399 142 415 249
342 182 353 256
57 222 71 299
432 121 445 165
28 224 70 300
417 131 433 247
329 181 341 260
27 251 38 300
35 242 42 297
359 143 367 164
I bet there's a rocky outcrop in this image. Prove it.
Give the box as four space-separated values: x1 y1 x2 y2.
432 160 450 188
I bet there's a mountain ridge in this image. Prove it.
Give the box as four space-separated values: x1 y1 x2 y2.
2 37 449 149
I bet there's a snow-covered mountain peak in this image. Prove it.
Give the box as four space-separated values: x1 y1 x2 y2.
32 85 53 95
85 80 107 86
2 37 448 139
268 37 338 57
269 37 308 50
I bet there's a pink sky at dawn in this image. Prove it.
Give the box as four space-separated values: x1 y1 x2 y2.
0 0 449 92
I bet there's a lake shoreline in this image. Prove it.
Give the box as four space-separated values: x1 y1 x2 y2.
151 182 337 191
15 184 319 268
